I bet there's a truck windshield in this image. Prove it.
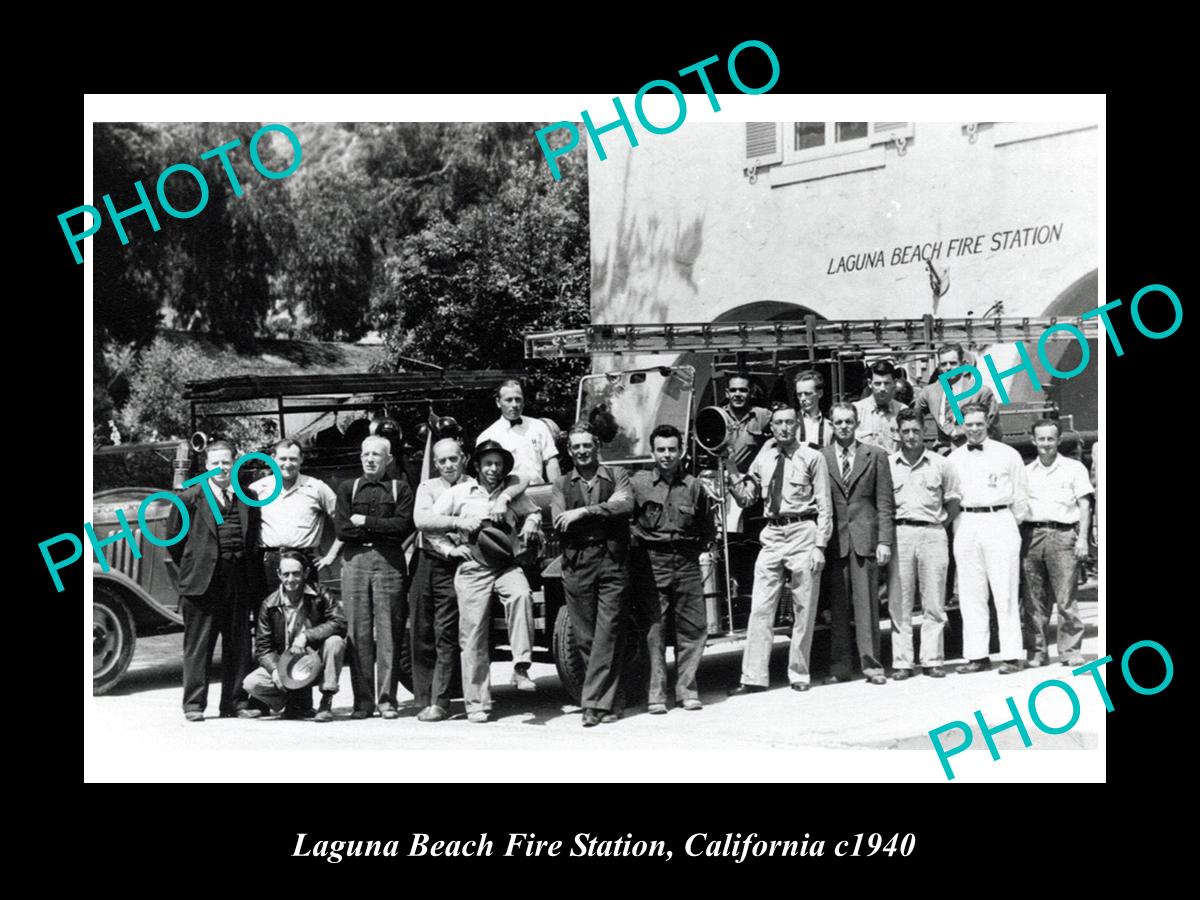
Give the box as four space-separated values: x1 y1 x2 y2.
577 366 695 464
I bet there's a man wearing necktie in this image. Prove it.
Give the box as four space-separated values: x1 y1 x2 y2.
821 404 895 685
947 403 1030 675
727 403 832 695
852 360 908 453
915 344 1000 450
167 440 261 722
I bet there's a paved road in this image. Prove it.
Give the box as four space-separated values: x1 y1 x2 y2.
89 593 1101 770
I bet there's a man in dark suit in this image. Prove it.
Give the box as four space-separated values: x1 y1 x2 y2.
167 440 261 722
822 403 895 685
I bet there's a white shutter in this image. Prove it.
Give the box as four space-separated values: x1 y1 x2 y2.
745 123 783 167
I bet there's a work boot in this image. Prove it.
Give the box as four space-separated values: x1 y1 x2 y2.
314 692 334 723
510 666 536 692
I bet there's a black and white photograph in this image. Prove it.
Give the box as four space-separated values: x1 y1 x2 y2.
80 95 1107 784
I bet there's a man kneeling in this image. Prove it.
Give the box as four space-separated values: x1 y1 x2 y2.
243 551 348 722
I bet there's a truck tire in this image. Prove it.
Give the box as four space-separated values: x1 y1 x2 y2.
94 586 137 696
552 605 586 705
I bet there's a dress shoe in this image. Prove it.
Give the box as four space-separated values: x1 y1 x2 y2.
184 711 204 722
790 682 810 692
682 698 703 711
867 675 888 686
582 709 602 728
351 708 374 720
510 668 537 692
1063 656 1086 667
728 684 766 697
923 666 946 678
891 669 914 681
467 711 489 724
379 707 400 720
314 693 335 723
997 660 1022 675
600 711 622 724
417 705 449 723
648 702 668 715
236 708 263 719
956 659 992 675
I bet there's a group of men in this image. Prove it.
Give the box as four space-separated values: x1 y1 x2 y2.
166 351 1094 727
718 344 1094 700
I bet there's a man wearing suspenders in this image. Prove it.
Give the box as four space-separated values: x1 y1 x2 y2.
793 370 834 450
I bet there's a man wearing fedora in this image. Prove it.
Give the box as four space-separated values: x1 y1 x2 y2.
552 423 634 726
431 439 542 723
334 435 415 719
243 551 348 721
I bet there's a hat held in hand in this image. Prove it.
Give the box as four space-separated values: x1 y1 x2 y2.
277 647 323 690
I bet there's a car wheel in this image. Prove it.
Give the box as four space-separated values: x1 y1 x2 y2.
552 604 586 706
93 586 137 695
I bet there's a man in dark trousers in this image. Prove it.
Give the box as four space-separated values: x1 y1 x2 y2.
630 424 712 714
822 403 895 686
552 423 634 726
167 440 260 722
334 435 415 719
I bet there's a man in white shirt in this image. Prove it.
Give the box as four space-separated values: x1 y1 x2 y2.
476 379 561 486
432 439 543 723
1021 419 1094 668
947 403 1030 675
853 360 908 453
249 439 342 597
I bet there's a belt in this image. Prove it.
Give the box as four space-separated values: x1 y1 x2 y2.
1024 521 1076 531
963 504 1009 513
895 518 941 527
764 512 818 527
639 538 700 552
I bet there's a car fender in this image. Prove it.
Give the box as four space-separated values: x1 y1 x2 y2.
92 565 183 631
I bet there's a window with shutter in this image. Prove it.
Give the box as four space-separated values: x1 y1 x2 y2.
749 122 915 186
744 123 782 168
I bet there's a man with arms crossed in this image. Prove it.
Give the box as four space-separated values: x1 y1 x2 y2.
552 423 634 726
1021 419 1093 668
947 403 1030 674
822 404 894 686
726 403 832 695
888 409 962 680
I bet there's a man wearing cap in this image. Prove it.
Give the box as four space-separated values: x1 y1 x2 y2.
726 403 832 696
853 360 909 454
476 379 561 486
431 439 542 723
1021 418 1094 668
334 435 415 719
552 423 634 726
793 370 834 450
822 403 895 686
630 424 712 714
409 437 527 722
249 439 342 597
947 403 1030 675
915 343 1001 450
242 551 347 722
888 408 962 680
167 440 260 722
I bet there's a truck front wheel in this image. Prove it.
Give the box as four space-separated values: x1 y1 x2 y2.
93 586 137 696
552 605 586 706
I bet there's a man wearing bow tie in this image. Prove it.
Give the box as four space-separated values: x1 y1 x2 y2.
915 344 1000 450
476 379 561 486
821 404 894 685
167 440 261 722
947 404 1030 675
853 360 908 453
